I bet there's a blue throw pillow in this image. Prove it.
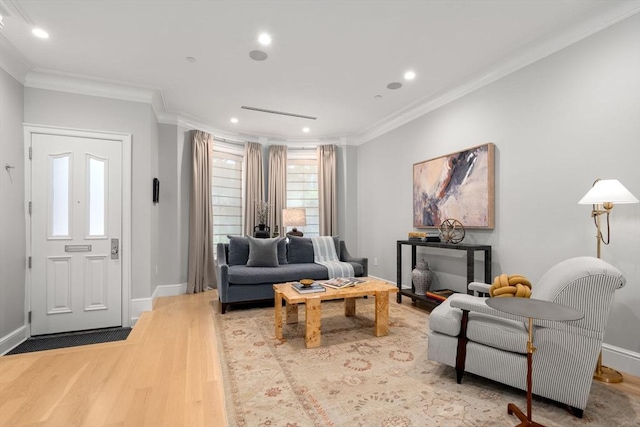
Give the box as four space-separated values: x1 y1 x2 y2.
288 236 341 263
247 236 282 267
287 236 314 264
227 235 249 266
277 237 288 265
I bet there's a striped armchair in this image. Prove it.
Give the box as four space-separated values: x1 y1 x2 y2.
427 256 626 418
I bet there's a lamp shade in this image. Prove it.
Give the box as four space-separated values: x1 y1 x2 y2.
282 208 307 227
578 179 639 205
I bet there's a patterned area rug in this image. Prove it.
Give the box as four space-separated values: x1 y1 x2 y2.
214 298 640 426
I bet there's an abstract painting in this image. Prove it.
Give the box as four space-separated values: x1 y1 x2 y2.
413 143 495 229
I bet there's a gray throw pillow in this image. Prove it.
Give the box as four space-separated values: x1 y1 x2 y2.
227 235 249 266
247 236 282 267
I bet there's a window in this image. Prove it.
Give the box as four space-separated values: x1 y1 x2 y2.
212 149 243 247
286 157 319 237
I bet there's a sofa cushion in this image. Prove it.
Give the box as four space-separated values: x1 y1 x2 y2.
228 263 331 284
247 236 282 267
287 235 340 264
467 313 528 354
228 235 287 265
429 299 528 354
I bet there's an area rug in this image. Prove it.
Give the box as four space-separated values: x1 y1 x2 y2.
213 298 640 426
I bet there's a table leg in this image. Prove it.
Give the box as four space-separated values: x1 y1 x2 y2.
286 302 298 324
305 297 322 348
396 242 402 303
345 297 356 317
374 290 390 337
505 317 545 427
274 291 283 340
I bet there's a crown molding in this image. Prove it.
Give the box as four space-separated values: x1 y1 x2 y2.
24 70 161 104
0 33 32 83
350 1 640 146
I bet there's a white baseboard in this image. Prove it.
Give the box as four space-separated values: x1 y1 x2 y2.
130 283 187 325
602 343 640 377
0 326 28 356
152 282 187 304
130 297 152 326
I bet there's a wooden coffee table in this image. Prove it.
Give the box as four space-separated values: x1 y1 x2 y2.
273 278 398 348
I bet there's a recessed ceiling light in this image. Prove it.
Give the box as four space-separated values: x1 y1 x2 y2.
32 28 49 39
387 82 402 90
186 56 197 63
230 117 239 124
258 33 272 46
249 50 268 61
302 127 310 133
404 71 416 80
374 95 382 99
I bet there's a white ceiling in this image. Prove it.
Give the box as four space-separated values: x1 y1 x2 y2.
0 0 637 144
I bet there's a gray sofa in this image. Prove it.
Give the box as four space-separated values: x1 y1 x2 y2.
215 235 368 313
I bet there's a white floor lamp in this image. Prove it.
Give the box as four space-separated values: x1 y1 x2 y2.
578 178 639 383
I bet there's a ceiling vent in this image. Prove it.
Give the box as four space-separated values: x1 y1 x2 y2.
241 106 316 120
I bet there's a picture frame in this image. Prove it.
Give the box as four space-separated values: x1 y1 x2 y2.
413 143 495 229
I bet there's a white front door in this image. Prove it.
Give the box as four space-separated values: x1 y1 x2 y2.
30 132 122 335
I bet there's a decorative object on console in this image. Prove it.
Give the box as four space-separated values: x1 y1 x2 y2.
412 259 434 294
579 178 638 384
283 208 306 237
408 231 441 242
254 200 271 237
413 143 495 229
489 274 532 298
438 218 465 244
425 289 455 304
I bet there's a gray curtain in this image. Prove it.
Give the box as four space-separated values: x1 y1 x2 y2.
267 145 288 236
244 142 264 236
187 130 216 293
318 144 337 236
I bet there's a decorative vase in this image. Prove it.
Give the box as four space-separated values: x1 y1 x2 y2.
412 259 434 294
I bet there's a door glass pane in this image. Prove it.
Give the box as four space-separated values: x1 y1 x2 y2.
89 157 105 236
51 156 70 236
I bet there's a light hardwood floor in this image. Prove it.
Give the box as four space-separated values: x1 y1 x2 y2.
1 291 639 426
0 291 227 427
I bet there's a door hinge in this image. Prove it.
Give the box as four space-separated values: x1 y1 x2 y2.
28 201 32 215
29 147 32 160
28 256 32 269
28 311 32 324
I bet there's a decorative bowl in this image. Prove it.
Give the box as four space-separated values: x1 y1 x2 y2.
300 279 314 287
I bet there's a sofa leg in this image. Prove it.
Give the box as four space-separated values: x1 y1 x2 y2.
220 302 228 314
567 406 583 418
455 310 470 384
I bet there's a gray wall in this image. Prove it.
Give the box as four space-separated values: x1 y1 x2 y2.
0 69 26 338
24 88 159 299
337 145 358 250
157 124 191 287
356 16 640 355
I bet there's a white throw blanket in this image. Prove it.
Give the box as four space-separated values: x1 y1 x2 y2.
311 236 354 279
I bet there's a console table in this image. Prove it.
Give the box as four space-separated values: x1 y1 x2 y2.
396 240 492 305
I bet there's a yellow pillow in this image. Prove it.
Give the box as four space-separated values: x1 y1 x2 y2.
489 274 532 298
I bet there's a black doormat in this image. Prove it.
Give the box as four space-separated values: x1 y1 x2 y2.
5 327 132 355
